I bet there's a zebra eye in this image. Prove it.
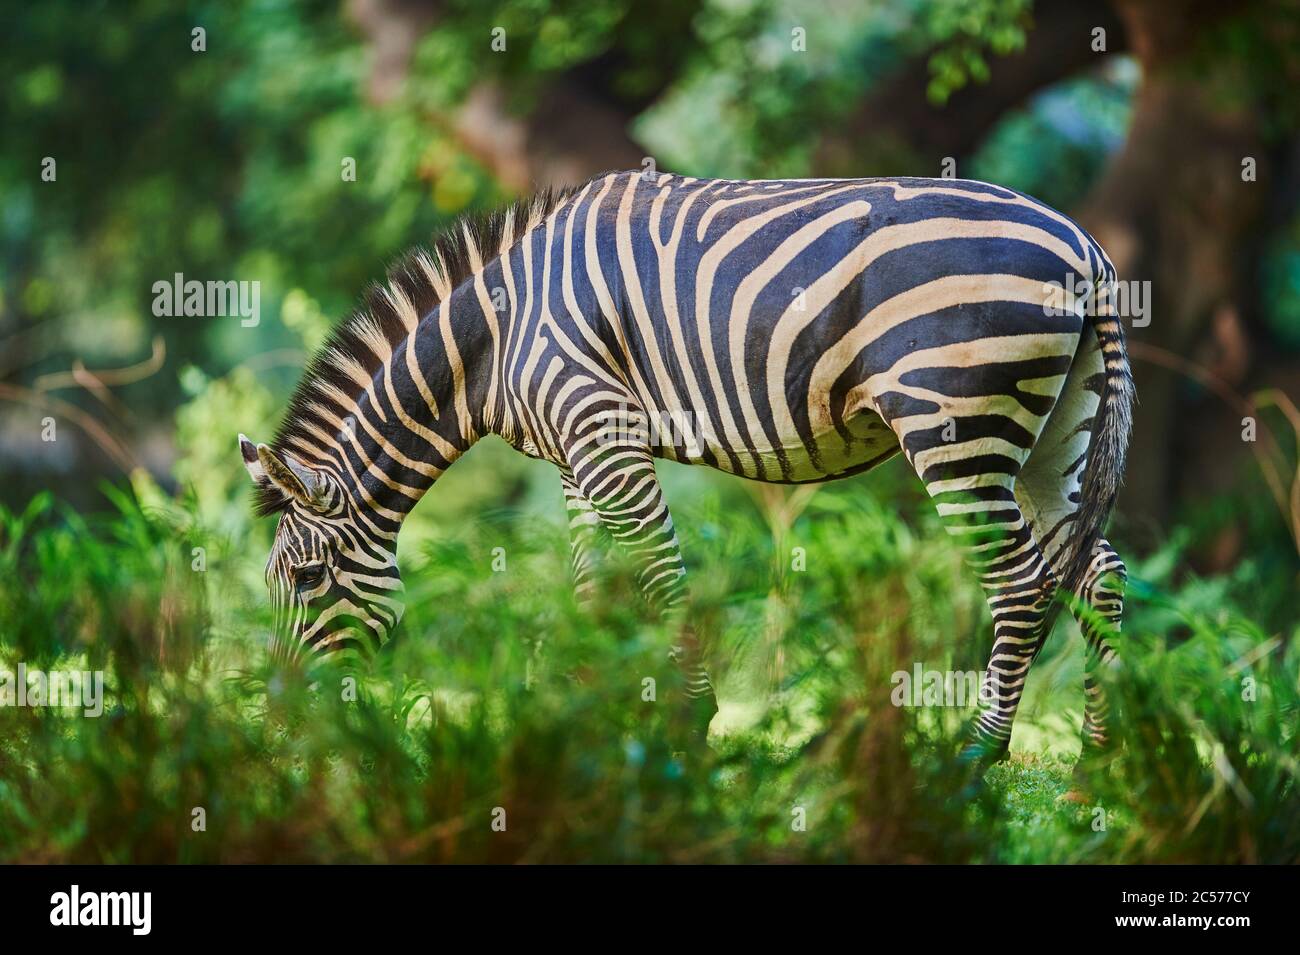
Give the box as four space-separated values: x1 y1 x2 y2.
296 564 326 590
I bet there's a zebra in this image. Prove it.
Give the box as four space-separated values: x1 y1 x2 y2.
240 171 1133 769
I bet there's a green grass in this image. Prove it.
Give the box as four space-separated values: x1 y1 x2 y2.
0 450 1297 863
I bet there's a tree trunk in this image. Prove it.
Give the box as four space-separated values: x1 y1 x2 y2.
1076 0 1272 538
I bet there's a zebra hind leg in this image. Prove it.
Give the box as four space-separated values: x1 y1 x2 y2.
1015 451 1127 792
1069 538 1126 790
927 478 1059 771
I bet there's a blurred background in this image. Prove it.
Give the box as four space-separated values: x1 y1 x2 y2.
2 0 1298 567
0 0 1297 862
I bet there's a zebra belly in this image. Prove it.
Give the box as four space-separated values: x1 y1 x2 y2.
678 407 900 483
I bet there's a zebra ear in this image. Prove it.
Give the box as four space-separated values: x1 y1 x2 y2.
240 434 268 485
240 434 327 509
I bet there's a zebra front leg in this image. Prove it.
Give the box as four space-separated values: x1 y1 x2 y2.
560 469 609 609
566 444 718 735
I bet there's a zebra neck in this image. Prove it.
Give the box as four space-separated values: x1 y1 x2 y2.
334 283 499 527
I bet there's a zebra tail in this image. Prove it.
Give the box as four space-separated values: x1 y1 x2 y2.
1058 249 1135 603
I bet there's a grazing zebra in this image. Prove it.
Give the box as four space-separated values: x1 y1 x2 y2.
241 171 1133 766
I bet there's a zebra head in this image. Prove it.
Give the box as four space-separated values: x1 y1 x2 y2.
239 435 404 663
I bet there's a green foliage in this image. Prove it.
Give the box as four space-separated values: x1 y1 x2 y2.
1 467 1295 862
3 0 1299 865
920 0 1032 104
637 0 908 178
0 488 208 676
968 64 1136 211
1088 623 1300 863
0 0 496 398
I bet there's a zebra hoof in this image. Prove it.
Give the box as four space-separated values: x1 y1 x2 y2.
686 692 718 730
1060 749 1115 806
1070 744 1116 792
956 738 1009 775
665 695 717 753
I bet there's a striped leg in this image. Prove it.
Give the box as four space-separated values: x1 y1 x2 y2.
1009 333 1126 780
936 494 1058 765
1075 538 1125 761
564 438 718 726
878 415 1060 766
560 469 608 608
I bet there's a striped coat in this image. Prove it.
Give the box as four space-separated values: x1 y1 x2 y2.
242 171 1132 765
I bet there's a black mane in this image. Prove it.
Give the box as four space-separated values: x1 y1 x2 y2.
254 180 590 517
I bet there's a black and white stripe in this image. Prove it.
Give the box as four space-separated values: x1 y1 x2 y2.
242 171 1133 755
